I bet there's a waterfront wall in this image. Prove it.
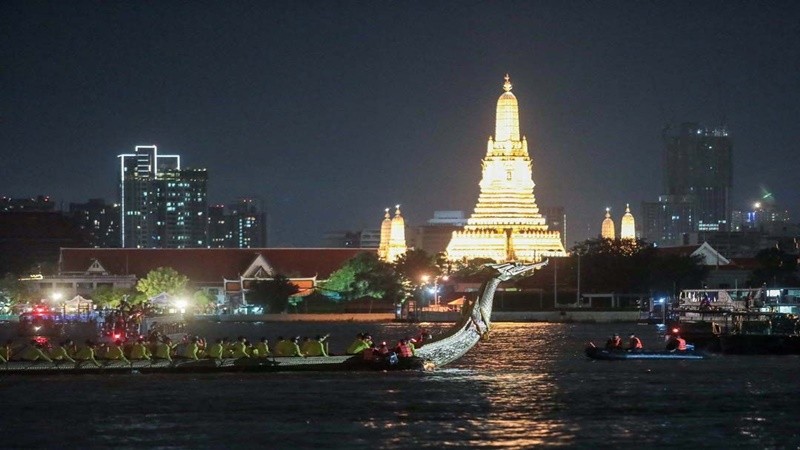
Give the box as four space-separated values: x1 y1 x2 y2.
193 310 640 323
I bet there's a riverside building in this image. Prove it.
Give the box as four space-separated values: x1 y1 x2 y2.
118 145 208 248
446 75 566 262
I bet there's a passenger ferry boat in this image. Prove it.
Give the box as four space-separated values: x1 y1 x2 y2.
670 287 800 354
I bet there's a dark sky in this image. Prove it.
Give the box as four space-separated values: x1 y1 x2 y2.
2 1 799 247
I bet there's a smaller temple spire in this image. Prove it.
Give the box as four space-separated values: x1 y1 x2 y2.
601 207 616 240
503 73 512 92
387 204 407 262
620 203 636 240
378 207 393 261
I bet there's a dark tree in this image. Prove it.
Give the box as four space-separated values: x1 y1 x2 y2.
749 248 800 287
564 238 708 296
321 252 408 303
392 248 444 283
248 274 300 313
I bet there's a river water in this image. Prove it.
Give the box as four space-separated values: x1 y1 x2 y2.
2 322 799 448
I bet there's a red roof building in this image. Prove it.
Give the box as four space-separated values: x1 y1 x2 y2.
57 248 369 308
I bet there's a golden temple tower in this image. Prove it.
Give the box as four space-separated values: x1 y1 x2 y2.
620 203 636 240
378 208 392 260
446 75 567 262
601 208 616 239
385 205 407 262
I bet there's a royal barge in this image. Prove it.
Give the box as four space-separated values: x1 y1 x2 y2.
0 262 547 375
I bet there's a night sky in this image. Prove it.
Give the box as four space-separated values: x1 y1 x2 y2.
2 2 799 247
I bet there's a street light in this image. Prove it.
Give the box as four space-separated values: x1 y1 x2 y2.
51 291 64 316
435 275 449 306
421 274 449 306
175 299 188 314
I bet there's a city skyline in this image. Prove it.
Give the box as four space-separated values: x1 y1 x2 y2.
2 2 798 247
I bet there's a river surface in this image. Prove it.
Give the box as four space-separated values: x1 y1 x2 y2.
2 322 799 449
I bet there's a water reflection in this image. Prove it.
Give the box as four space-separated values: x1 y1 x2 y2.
4 322 800 448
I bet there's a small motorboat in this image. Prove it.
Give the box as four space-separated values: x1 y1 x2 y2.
585 344 708 361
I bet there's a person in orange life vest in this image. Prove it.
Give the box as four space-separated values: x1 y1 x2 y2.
395 339 414 358
362 343 378 362
666 334 687 352
627 333 643 351
605 334 622 350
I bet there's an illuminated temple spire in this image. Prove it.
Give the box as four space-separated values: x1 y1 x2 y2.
446 75 566 262
378 208 391 260
620 204 636 240
601 208 616 239
386 205 407 262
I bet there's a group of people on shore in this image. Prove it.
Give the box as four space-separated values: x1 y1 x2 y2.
1 327 433 366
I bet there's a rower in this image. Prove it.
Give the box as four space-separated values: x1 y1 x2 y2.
303 335 329 357
627 333 643 351
346 333 369 355
130 338 151 360
75 340 101 367
206 338 225 360
230 336 251 359
181 337 200 360
2 339 13 362
285 336 304 357
105 340 129 364
254 337 270 358
273 336 288 356
154 337 174 361
20 340 53 363
50 339 76 363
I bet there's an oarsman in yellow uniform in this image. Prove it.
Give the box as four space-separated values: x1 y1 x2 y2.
50 339 76 363
75 341 102 367
346 333 370 355
181 337 200 360
153 337 174 362
3 339 15 361
21 341 53 363
303 335 329 357
230 336 251 359
299 337 311 355
205 338 225 360
130 339 151 360
255 337 270 358
273 337 289 356
285 336 305 357
104 340 129 364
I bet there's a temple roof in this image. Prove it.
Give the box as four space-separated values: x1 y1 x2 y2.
59 248 366 283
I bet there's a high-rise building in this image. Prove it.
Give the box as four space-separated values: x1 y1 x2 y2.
118 145 208 248
641 195 695 245
207 199 267 248
642 123 732 245
68 199 121 248
207 205 231 248
446 75 566 262
228 198 266 248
